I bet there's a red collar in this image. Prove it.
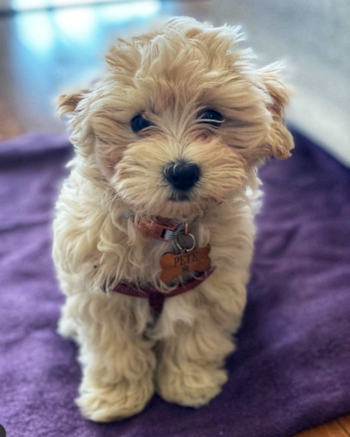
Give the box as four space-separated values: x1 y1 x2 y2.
124 210 183 241
110 268 215 313
136 217 180 241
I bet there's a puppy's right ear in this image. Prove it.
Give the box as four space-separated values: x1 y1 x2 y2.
57 91 88 118
258 65 294 161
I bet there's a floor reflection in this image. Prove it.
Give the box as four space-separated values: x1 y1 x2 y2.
11 0 126 11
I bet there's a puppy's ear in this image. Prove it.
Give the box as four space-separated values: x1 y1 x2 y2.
57 90 88 118
258 65 294 160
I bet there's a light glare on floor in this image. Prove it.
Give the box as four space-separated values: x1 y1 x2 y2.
12 0 119 10
13 1 161 54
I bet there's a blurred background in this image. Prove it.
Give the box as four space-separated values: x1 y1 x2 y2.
0 0 349 165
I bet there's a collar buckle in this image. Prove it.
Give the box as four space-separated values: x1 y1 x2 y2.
136 217 180 241
124 209 184 241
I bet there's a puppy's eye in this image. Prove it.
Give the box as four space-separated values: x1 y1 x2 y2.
131 115 151 133
199 109 223 127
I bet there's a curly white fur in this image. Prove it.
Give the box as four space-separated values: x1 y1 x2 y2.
53 17 293 422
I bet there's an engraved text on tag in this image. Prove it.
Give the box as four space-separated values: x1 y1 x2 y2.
160 245 211 283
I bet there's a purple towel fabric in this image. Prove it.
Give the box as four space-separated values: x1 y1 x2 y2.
0 131 350 437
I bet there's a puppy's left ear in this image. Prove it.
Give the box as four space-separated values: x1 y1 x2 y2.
258 65 294 160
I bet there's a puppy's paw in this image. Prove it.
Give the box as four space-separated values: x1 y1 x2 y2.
76 378 154 422
156 364 227 408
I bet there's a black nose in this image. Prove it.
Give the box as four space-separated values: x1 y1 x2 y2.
165 162 200 191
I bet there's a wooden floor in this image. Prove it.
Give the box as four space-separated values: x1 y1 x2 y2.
295 418 350 437
0 1 349 436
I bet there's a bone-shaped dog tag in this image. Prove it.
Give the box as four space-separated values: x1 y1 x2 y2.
160 245 211 283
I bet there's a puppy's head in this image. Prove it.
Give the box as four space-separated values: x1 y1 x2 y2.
58 17 293 219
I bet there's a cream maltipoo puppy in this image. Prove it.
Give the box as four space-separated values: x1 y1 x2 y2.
53 17 293 422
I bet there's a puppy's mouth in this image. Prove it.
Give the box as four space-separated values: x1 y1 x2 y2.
169 192 191 202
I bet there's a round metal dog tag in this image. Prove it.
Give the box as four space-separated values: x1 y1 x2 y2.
175 231 196 252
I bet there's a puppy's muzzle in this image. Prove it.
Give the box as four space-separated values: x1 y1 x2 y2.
164 161 200 192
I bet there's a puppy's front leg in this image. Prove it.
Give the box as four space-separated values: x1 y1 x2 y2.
156 319 231 407
75 295 156 422
156 274 246 408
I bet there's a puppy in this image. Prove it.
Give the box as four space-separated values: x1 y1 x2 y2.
53 17 293 422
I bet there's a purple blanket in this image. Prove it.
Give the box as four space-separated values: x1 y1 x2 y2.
1 131 350 437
